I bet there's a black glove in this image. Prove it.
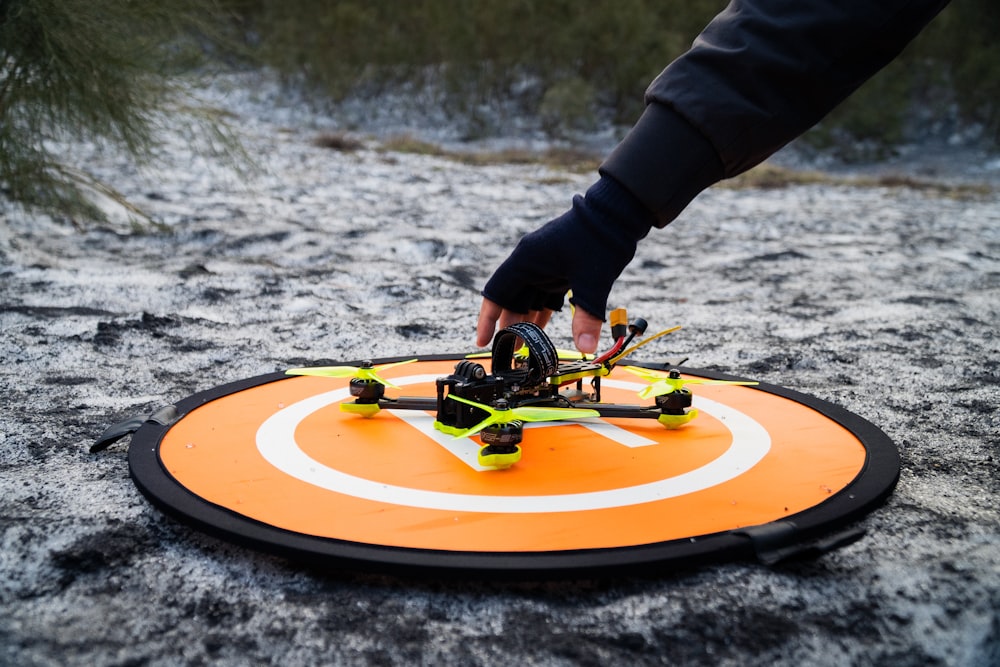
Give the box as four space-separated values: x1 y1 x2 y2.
482 175 655 320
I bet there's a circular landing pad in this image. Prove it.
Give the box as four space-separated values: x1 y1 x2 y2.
128 355 899 578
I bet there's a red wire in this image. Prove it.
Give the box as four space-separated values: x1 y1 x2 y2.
594 336 625 365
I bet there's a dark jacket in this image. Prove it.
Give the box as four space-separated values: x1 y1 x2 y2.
601 0 951 227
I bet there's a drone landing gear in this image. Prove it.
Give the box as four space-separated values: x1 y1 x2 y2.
657 410 699 429
477 421 523 469
341 401 382 417
655 388 697 429
340 374 384 418
478 444 522 469
433 417 523 469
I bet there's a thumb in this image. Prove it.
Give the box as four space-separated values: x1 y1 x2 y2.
572 307 604 354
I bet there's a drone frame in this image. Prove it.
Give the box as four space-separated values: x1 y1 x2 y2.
286 312 756 469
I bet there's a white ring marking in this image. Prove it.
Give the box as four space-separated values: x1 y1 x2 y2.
256 373 770 513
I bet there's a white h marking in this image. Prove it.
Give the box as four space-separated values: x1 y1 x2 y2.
387 409 656 472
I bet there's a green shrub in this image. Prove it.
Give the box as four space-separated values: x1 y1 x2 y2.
804 0 1000 157
230 0 724 122
232 0 998 150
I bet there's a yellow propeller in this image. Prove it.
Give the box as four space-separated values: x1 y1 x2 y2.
447 394 599 439
286 358 417 389
623 366 758 399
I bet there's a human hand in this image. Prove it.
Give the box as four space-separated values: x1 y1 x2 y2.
476 297 605 354
474 176 655 354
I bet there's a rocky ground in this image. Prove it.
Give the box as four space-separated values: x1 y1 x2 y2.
1 73 998 665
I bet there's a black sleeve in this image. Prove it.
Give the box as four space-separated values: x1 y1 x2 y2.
601 0 950 226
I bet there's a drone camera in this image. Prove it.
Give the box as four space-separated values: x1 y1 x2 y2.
435 361 503 429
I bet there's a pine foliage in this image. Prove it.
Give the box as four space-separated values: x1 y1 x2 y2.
0 0 236 222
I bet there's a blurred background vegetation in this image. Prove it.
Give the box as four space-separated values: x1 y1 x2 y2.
2 0 998 221
227 0 999 152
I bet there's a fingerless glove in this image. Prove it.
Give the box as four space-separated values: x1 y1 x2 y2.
481 175 656 320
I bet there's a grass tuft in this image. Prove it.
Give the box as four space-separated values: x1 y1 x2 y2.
313 133 365 152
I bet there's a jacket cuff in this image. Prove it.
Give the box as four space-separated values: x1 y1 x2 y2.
600 102 724 228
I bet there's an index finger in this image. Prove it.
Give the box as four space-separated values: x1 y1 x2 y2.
476 298 503 348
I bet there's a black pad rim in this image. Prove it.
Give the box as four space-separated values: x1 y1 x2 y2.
126 355 899 579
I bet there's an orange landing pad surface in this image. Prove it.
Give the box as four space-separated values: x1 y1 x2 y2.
159 361 866 552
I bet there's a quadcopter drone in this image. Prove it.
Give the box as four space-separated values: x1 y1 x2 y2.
287 309 756 469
